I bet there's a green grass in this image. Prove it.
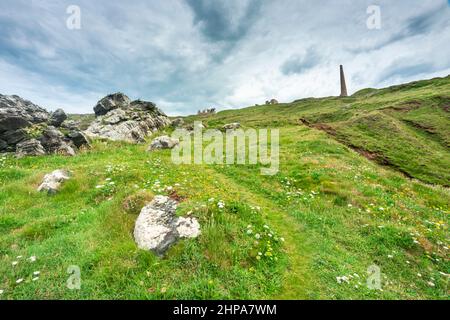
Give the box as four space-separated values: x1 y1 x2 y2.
186 75 450 186
0 76 449 300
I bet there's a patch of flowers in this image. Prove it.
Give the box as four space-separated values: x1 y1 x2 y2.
336 273 363 288
2 254 41 297
245 224 284 263
95 177 116 198
105 164 128 175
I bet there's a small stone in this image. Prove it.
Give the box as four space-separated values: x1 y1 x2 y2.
222 123 241 131
148 136 179 151
37 169 71 194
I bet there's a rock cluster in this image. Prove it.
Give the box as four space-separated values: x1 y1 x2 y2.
0 94 89 157
134 196 201 255
85 93 171 143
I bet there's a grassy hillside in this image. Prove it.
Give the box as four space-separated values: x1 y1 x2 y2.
0 76 449 300
187 75 450 186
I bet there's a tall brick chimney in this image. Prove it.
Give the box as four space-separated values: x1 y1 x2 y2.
340 65 348 97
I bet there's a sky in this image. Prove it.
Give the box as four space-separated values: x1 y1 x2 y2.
0 0 449 115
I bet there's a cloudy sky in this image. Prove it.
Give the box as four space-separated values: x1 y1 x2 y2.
0 0 449 115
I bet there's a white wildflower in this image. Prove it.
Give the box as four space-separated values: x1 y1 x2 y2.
16 278 24 284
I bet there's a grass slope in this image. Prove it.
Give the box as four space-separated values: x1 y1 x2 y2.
186 75 450 186
0 76 449 300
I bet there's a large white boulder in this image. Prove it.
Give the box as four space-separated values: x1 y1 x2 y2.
134 196 200 255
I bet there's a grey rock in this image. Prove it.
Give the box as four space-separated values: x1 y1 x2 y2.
148 136 179 151
61 120 81 131
0 116 30 132
39 127 64 151
171 118 184 127
94 93 131 116
37 169 71 194
134 195 201 255
49 109 67 127
222 123 241 130
67 131 90 148
0 139 7 151
39 127 76 156
0 94 49 153
56 143 76 157
3 129 27 145
0 94 49 127
16 139 46 158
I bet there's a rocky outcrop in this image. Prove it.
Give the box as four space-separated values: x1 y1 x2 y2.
93 93 131 116
148 136 179 151
16 139 46 158
49 109 67 127
0 94 48 152
85 93 171 143
37 169 71 194
0 94 89 157
134 196 201 255
0 94 49 130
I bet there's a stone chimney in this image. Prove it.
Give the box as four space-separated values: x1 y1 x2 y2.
340 65 348 97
